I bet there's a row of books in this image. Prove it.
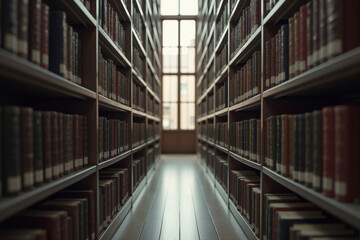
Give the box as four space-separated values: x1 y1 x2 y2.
98 117 129 163
216 122 228 147
229 51 261 106
133 46 145 77
215 156 228 191
98 47 130 105
264 0 360 90
147 95 154 114
0 106 88 197
146 148 154 172
99 168 129 233
154 143 160 163
216 2 228 43
99 0 126 52
229 170 260 237
230 0 261 56
208 149 215 173
199 99 207 117
208 93 215 114
0 189 95 240
147 121 159 141
199 122 206 138
154 122 160 138
132 82 145 111
2 1 83 85
208 122 215 142
154 100 160 117
265 104 360 203
215 81 228 110
264 0 279 15
133 122 146 147
263 193 358 240
133 4 144 44
216 42 228 76
132 157 145 189
229 119 261 163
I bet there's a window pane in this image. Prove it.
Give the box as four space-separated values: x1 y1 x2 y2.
163 75 178 102
180 103 195 129
163 20 178 46
180 0 198 15
180 20 196 47
161 0 179 15
163 103 178 130
163 47 178 73
180 47 195 73
180 75 195 102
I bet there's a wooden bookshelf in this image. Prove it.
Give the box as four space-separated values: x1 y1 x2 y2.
0 0 161 239
196 0 360 239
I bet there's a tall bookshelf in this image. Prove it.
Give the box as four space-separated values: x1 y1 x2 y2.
197 0 360 239
0 0 161 239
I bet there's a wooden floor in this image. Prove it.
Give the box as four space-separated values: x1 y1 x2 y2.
112 155 247 240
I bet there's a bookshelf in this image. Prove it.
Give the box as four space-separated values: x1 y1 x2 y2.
0 0 161 239
197 0 360 239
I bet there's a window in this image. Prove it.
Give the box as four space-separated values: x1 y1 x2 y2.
162 4 197 130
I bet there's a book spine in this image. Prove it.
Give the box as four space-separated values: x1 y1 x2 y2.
288 17 294 79
345 0 360 51
79 116 84 168
280 24 289 83
84 116 88 166
294 12 301 76
298 114 305 184
58 113 64 177
306 1 313 69
319 0 327 64
67 26 73 82
288 115 295 179
276 116 282 173
2 106 21 195
33 111 44 185
21 107 34 191
269 116 276 170
51 112 60 180
299 5 307 73
312 110 322 192
17 0 29 58
327 0 344 59
293 115 299 181
73 115 80 170
2 1 18 53
40 3 49 69
43 111 52 182
49 11 67 77
281 115 288 177
305 112 313 188
29 0 41 65
322 107 335 197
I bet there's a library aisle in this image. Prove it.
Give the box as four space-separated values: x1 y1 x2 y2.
112 155 247 240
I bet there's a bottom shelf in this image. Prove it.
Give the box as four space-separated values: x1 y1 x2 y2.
215 179 228 204
132 177 147 204
229 200 258 240
99 197 132 240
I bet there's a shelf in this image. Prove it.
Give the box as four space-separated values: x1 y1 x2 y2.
215 0 226 19
132 177 146 203
147 114 160 122
0 166 96 222
147 137 160 145
132 109 147 118
263 0 304 26
132 142 147 153
215 179 228 204
198 136 207 142
214 108 228 117
263 47 360 99
229 199 259 240
99 196 132 240
110 0 131 23
99 27 131 68
0 49 97 100
215 26 229 53
214 143 228 154
99 95 132 112
207 140 215 146
132 28 147 58
134 0 146 26
263 167 360 230
197 82 215 105
197 114 214 122
228 151 261 170
54 0 97 27
229 0 250 23
147 86 160 103
132 69 147 87
99 150 132 170
229 27 261 66
146 164 156 184
229 95 261 112
215 66 228 84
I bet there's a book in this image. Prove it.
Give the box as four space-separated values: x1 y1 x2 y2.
40 3 49 69
322 107 335 197
51 112 60 180
0 229 46 240
2 1 18 53
17 0 29 59
29 0 41 65
1 106 21 195
20 107 34 191
305 112 313 188
312 110 322 192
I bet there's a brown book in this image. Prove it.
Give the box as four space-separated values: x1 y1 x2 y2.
281 115 289 177
51 112 59 180
306 1 313 69
299 5 307 73
322 107 335 197
319 0 327 64
289 223 347 240
42 111 52 182
0 229 46 240
345 0 360 52
288 115 295 179
11 210 66 240
270 37 276 87
312 0 320 67
334 105 360 202
305 112 313 188
294 12 301 76
21 107 34 191
79 116 84 169
58 113 64 177
289 16 295 79
29 0 41 65
73 115 80 170
17 0 29 59
40 3 49 69
327 0 344 59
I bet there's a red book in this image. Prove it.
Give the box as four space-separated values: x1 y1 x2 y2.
294 12 301 76
322 107 335 197
43 111 52 182
40 3 49 69
58 113 64 177
29 0 41 65
289 16 295 79
345 0 360 51
17 0 29 59
51 112 60 180
275 31 280 85
281 115 289 177
334 105 360 202
299 5 307 73
21 107 34 191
